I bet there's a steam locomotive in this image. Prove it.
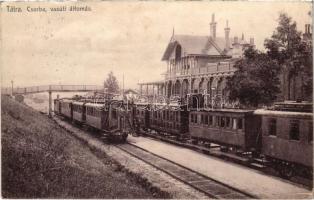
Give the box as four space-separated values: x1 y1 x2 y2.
54 95 313 179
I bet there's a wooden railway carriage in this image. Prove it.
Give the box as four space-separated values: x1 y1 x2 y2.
60 99 73 120
254 109 313 177
53 99 61 115
85 103 109 130
149 103 189 137
189 109 261 152
72 101 86 123
85 100 128 141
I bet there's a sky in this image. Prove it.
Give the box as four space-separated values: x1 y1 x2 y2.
1 1 312 89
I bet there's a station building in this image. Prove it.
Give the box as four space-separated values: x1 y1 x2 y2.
139 14 255 106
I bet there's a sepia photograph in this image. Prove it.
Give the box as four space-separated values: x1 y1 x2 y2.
1 1 313 199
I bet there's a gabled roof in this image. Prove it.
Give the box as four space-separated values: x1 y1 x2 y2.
161 35 230 61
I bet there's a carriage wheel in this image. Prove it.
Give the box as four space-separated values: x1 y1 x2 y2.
279 163 294 179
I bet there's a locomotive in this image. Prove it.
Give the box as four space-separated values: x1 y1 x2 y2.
54 95 313 179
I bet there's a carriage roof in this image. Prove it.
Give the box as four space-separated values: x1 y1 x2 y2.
254 109 313 118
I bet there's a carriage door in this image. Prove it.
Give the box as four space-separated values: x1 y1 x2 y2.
119 116 125 130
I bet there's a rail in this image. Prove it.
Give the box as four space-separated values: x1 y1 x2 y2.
115 143 256 199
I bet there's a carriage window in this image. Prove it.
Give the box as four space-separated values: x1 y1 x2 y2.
205 115 209 125
290 120 300 141
309 122 313 143
208 115 213 126
193 114 197 123
215 116 220 127
268 118 277 136
220 117 225 128
237 118 243 130
226 117 230 128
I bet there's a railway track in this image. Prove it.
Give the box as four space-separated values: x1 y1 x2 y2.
138 131 313 188
115 142 257 199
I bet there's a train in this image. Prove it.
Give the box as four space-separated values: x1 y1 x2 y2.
54 95 313 180
54 98 130 142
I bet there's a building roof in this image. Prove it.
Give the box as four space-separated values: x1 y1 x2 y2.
162 35 231 61
162 34 252 61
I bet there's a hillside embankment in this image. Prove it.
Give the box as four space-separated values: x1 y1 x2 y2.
1 95 157 198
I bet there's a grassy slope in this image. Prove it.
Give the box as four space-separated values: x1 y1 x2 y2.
1 96 154 198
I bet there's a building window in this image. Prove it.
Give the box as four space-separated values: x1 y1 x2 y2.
309 122 313 143
290 120 300 141
268 118 277 136
175 45 182 61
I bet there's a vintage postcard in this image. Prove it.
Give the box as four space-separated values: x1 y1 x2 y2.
1 1 313 199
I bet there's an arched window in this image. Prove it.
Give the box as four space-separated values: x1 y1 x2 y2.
175 44 181 61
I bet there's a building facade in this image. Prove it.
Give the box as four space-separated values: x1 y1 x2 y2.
139 14 254 106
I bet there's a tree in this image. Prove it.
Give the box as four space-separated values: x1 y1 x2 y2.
104 71 119 94
264 13 312 101
226 13 313 107
226 47 281 107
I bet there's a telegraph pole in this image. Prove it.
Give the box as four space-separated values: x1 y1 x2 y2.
123 73 125 96
11 80 14 96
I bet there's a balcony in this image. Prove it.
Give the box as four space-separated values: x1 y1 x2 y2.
165 62 236 80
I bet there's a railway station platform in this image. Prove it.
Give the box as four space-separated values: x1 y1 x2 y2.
127 136 313 199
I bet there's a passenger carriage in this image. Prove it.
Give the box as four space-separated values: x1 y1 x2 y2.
60 99 73 120
189 109 261 152
85 100 128 142
72 101 86 124
149 103 189 137
254 109 313 177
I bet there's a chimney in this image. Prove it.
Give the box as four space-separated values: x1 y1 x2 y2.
241 33 244 41
234 36 238 44
210 13 217 39
250 37 254 45
224 20 230 50
306 24 312 34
